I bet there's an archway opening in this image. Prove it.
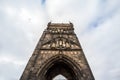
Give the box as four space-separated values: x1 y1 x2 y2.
53 74 67 80
45 60 77 80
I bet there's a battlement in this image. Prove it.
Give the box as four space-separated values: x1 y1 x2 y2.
47 22 73 29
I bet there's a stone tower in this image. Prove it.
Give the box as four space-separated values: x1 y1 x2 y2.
20 22 95 80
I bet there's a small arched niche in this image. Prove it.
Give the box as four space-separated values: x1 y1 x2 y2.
53 74 67 80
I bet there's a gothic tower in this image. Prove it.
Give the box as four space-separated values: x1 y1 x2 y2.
20 22 95 80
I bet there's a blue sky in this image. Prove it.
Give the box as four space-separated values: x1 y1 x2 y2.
0 0 120 80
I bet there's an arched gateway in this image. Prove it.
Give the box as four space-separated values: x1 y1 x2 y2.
20 22 95 80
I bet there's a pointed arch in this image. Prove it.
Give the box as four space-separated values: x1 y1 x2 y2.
37 54 83 80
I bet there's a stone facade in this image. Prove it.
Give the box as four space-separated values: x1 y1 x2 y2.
20 22 95 80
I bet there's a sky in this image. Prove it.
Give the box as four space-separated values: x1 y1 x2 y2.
0 0 120 80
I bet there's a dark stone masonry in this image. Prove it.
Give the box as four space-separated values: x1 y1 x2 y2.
20 22 95 80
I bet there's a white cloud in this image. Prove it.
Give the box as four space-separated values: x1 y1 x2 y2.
80 8 120 80
0 0 120 80
0 1 48 80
